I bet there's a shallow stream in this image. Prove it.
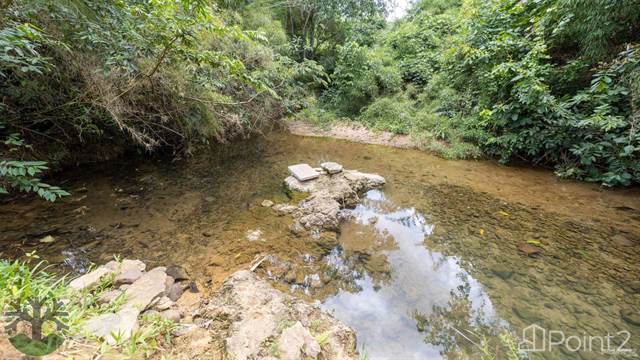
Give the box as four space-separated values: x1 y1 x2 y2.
1 132 639 359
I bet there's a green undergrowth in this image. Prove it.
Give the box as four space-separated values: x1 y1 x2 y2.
0 254 175 358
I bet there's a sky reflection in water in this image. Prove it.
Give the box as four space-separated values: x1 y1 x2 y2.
321 190 503 359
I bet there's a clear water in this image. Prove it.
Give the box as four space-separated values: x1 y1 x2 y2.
1 132 638 359
322 190 504 358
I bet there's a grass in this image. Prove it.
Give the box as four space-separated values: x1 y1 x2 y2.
0 255 175 359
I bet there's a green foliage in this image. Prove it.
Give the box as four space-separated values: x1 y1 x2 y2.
265 0 387 61
0 23 52 77
1 255 177 357
1 0 323 202
0 256 63 311
307 0 640 186
359 96 414 134
325 42 401 115
1 127 69 201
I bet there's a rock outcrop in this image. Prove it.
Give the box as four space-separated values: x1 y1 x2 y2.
283 164 385 234
201 270 359 360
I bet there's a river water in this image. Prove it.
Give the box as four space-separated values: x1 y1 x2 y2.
1 132 639 359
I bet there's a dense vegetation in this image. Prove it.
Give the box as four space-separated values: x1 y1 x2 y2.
304 0 640 186
1 0 639 201
0 0 326 199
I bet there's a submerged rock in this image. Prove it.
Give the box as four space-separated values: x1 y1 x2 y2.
246 229 264 242
97 289 123 305
612 233 635 247
166 265 189 281
518 242 542 256
620 308 640 326
272 203 298 216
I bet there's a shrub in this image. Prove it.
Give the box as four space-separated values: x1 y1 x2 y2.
359 96 415 134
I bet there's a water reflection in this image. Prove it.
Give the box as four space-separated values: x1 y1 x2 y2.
320 190 506 359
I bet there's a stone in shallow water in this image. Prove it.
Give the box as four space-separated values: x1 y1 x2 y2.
288 164 320 181
518 242 542 256
620 308 640 326
320 162 343 174
246 229 264 242
272 203 297 216
261 199 274 207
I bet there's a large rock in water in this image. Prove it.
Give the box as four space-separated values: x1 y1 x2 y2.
284 168 385 233
202 271 359 360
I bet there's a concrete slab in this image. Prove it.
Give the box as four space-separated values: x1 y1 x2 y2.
288 164 320 181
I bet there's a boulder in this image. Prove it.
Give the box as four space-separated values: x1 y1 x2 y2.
83 307 139 345
320 162 343 175
283 169 385 234
154 296 175 311
123 267 168 311
69 259 146 291
69 266 115 291
119 259 146 272
167 282 185 302
261 200 274 207
160 309 182 323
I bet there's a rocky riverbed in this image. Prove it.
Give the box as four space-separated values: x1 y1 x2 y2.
1 258 361 359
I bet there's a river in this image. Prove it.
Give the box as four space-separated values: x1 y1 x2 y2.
1 132 639 359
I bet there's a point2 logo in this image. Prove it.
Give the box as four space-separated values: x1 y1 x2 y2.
518 324 635 356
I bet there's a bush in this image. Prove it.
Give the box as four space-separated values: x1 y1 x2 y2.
359 96 415 134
